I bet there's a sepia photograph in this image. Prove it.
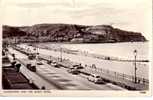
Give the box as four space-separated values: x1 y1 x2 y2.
0 0 152 96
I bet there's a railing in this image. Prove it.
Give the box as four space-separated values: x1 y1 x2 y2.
84 64 149 85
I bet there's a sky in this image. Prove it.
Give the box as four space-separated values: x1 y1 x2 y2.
0 0 152 40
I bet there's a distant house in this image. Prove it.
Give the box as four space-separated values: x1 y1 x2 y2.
70 38 84 43
74 33 81 38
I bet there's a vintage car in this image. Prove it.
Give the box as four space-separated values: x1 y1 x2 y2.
51 62 60 68
87 74 105 84
72 64 84 69
28 53 36 60
36 61 43 65
26 64 36 72
67 68 80 75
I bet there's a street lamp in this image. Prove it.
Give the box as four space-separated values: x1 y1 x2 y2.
134 49 137 83
60 47 62 62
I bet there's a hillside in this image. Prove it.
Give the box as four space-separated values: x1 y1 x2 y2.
2 24 146 43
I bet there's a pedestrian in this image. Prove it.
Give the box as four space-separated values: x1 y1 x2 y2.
11 61 16 68
16 63 21 72
41 86 45 90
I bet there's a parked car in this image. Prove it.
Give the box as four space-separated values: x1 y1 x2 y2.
51 61 57 66
54 64 61 68
37 61 43 65
87 74 105 84
28 54 36 60
26 64 36 72
73 64 84 69
28 44 32 46
67 68 80 75
47 60 52 64
51 62 60 68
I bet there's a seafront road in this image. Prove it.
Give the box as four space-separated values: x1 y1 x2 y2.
7 47 126 90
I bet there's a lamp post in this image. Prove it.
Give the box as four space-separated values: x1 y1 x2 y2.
60 47 62 62
134 49 137 83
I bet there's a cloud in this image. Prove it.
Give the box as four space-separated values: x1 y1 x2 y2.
68 3 123 19
8 2 72 8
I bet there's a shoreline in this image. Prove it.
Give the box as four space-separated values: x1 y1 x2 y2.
30 43 149 63
24 41 148 45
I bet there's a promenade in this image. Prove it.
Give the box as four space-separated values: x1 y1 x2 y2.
10 44 149 90
38 54 149 90
6 46 126 90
